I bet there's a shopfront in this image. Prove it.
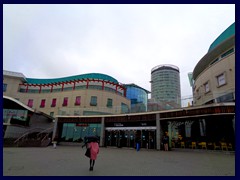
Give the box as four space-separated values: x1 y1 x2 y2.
53 103 235 151
60 123 101 142
105 121 156 149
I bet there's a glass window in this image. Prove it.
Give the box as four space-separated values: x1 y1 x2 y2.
63 97 68 106
40 99 46 108
50 112 54 117
217 74 226 86
3 83 7 92
221 48 234 58
28 99 33 108
75 96 81 106
51 98 57 107
216 93 234 103
107 98 113 108
61 123 101 142
121 103 129 113
210 58 219 65
90 96 97 106
204 82 210 93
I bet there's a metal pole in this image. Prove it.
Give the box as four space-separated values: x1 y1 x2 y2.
100 117 105 147
156 113 161 150
168 121 172 149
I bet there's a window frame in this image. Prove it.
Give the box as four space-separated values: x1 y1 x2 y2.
51 98 57 107
106 98 113 108
204 81 210 94
28 99 33 108
216 73 227 87
75 96 81 106
3 83 7 92
62 97 68 106
90 96 97 106
40 99 46 108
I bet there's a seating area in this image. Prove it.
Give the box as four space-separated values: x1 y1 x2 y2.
180 142 185 148
228 143 233 151
171 140 234 151
220 142 228 151
191 142 197 149
198 142 207 149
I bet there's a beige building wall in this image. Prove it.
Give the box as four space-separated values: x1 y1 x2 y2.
3 76 22 98
193 50 235 106
3 75 131 117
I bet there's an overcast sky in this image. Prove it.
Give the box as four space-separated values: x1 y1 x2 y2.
3 4 235 105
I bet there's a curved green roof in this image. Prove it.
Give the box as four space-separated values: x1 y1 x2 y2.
25 73 119 85
208 22 235 52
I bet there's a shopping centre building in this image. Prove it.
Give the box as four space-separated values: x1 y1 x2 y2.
3 71 131 117
51 22 236 150
3 22 235 150
191 22 235 106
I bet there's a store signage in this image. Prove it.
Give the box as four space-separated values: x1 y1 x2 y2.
114 123 124 127
141 123 147 126
76 123 89 127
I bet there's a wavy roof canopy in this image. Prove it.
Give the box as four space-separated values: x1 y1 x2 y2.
208 22 235 52
25 73 119 85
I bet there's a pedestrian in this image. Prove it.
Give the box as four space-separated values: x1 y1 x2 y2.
87 141 99 171
163 135 169 151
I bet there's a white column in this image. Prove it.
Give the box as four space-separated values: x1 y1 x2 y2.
52 117 58 148
156 113 161 150
52 117 58 141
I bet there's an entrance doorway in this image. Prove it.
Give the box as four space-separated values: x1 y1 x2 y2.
105 127 156 149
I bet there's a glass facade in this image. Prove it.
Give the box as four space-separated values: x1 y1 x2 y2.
61 123 101 142
161 115 235 150
3 109 28 123
125 84 148 113
151 65 181 110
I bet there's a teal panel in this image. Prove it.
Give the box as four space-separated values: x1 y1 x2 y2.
25 73 118 85
208 22 235 52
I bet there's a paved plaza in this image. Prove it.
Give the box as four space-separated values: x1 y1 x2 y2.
3 145 235 176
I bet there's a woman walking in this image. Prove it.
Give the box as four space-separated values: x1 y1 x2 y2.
87 141 99 171
83 136 100 171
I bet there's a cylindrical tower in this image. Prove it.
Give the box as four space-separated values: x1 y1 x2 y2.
151 64 181 110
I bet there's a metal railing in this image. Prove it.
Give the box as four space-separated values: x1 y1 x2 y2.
14 127 45 144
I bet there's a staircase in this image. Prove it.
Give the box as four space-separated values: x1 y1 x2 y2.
5 127 54 147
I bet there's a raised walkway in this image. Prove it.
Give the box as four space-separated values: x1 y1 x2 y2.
3 145 235 176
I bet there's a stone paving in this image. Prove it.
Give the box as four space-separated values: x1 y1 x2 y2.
3 145 235 176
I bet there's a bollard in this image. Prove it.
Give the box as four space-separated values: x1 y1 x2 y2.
53 142 57 149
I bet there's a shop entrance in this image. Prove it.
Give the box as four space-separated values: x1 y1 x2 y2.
105 127 156 149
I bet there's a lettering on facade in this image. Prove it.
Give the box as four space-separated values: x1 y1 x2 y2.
76 123 89 127
114 123 124 127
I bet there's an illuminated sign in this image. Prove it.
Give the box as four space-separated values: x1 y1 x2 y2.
76 123 89 127
114 123 124 127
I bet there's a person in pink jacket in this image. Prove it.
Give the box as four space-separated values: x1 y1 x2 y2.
87 141 99 171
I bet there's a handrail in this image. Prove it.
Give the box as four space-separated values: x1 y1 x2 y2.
37 126 54 137
14 127 45 144
41 133 51 142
